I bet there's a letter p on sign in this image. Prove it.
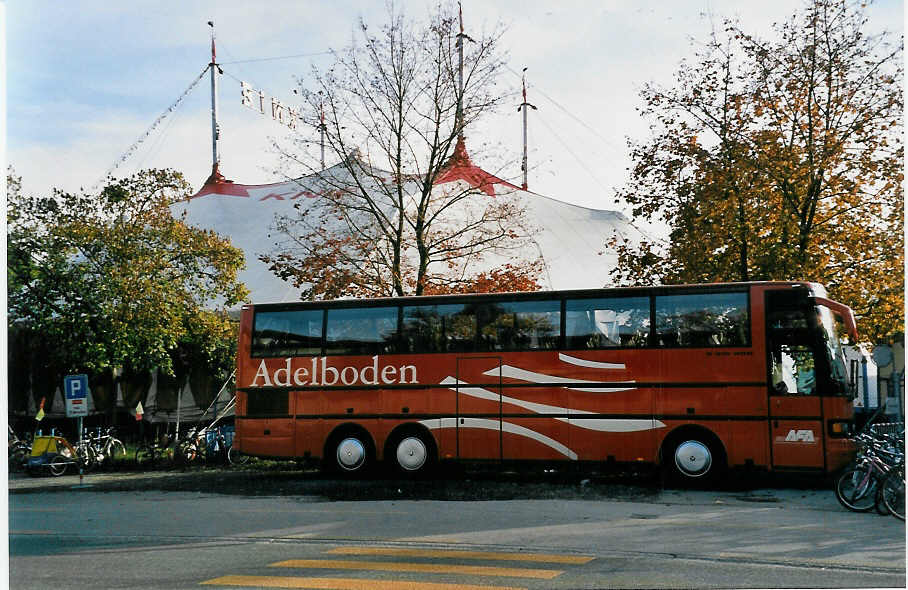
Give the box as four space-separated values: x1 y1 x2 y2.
64 374 89 418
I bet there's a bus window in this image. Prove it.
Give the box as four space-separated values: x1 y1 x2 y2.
326 307 399 355
565 296 650 349
767 304 819 396
477 300 560 351
771 344 816 395
655 292 749 348
252 309 323 357
400 304 476 353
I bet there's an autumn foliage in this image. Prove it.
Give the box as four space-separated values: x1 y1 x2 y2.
611 0 903 342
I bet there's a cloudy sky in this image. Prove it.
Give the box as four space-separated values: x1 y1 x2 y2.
7 0 902 214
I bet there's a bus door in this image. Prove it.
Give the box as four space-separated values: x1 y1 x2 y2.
766 291 826 469
456 357 502 461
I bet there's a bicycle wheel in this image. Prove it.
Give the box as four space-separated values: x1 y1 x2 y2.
881 468 905 521
48 454 69 477
8 443 29 473
108 439 127 462
78 444 99 473
135 445 158 470
228 446 250 466
835 466 880 512
176 441 198 464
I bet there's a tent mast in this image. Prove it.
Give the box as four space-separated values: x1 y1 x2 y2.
518 68 537 190
206 20 227 183
319 95 326 170
455 2 473 138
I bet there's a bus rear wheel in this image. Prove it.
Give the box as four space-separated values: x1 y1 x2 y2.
388 429 436 477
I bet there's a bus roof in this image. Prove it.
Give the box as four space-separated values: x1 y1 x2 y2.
244 281 825 311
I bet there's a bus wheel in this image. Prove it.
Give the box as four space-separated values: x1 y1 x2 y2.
328 432 372 475
390 431 436 476
663 431 725 486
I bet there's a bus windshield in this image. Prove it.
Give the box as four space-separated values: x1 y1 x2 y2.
817 306 851 395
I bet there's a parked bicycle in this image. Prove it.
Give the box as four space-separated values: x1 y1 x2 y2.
179 426 232 465
879 462 905 520
8 426 32 473
834 425 904 519
75 427 128 472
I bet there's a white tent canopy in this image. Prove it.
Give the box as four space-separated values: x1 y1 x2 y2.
173 142 635 304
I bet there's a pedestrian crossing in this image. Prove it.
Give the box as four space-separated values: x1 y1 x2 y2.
201 545 594 589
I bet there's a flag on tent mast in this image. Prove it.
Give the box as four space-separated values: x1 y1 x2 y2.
135 402 144 421
35 397 46 422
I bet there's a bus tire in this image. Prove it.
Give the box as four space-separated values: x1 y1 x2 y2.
326 428 374 476
662 428 726 487
386 427 437 477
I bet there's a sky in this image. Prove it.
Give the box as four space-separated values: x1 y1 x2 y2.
6 0 904 215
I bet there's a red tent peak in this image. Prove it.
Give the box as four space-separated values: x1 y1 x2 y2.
446 135 473 168
204 162 233 186
435 135 518 197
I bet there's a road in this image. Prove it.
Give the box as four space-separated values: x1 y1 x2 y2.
8 468 906 589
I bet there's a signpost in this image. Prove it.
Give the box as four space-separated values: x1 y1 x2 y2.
64 374 89 485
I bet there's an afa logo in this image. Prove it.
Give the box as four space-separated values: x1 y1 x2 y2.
785 429 816 443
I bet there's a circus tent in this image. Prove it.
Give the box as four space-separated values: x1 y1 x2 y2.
173 138 635 304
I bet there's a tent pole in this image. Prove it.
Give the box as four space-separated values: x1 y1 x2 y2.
455 2 472 137
319 97 326 170
176 384 182 440
208 20 220 177
518 68 537 191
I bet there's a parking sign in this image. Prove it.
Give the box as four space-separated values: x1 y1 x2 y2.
64 374 89 418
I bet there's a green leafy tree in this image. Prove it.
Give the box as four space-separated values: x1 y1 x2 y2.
7 169 249 401
612 0 903 342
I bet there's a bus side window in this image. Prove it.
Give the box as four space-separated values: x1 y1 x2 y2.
476 301 559 351
565 296 649 349
565 310 595 349
655 292 749 348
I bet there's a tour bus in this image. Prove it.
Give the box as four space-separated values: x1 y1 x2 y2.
232 282 858 483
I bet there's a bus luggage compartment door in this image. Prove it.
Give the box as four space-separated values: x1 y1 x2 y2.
455 357 502 461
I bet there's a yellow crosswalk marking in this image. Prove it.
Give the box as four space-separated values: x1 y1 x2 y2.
201 575 526 590
270 559 562 579
327 547 594 564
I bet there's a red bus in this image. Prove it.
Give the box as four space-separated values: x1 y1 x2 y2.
233 281 858 483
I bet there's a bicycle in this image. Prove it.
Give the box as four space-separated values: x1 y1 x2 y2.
879 463 905 520
176 427 206 464
835 431 903 513
227 444 250 466
8 427 32 473
134 431 192 469
90 427 127 468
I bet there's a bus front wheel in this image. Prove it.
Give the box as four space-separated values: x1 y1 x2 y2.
663 431 725 486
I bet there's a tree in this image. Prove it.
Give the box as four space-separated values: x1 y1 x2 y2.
263 2 542 299
7 169 249 387
612 0 903 342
